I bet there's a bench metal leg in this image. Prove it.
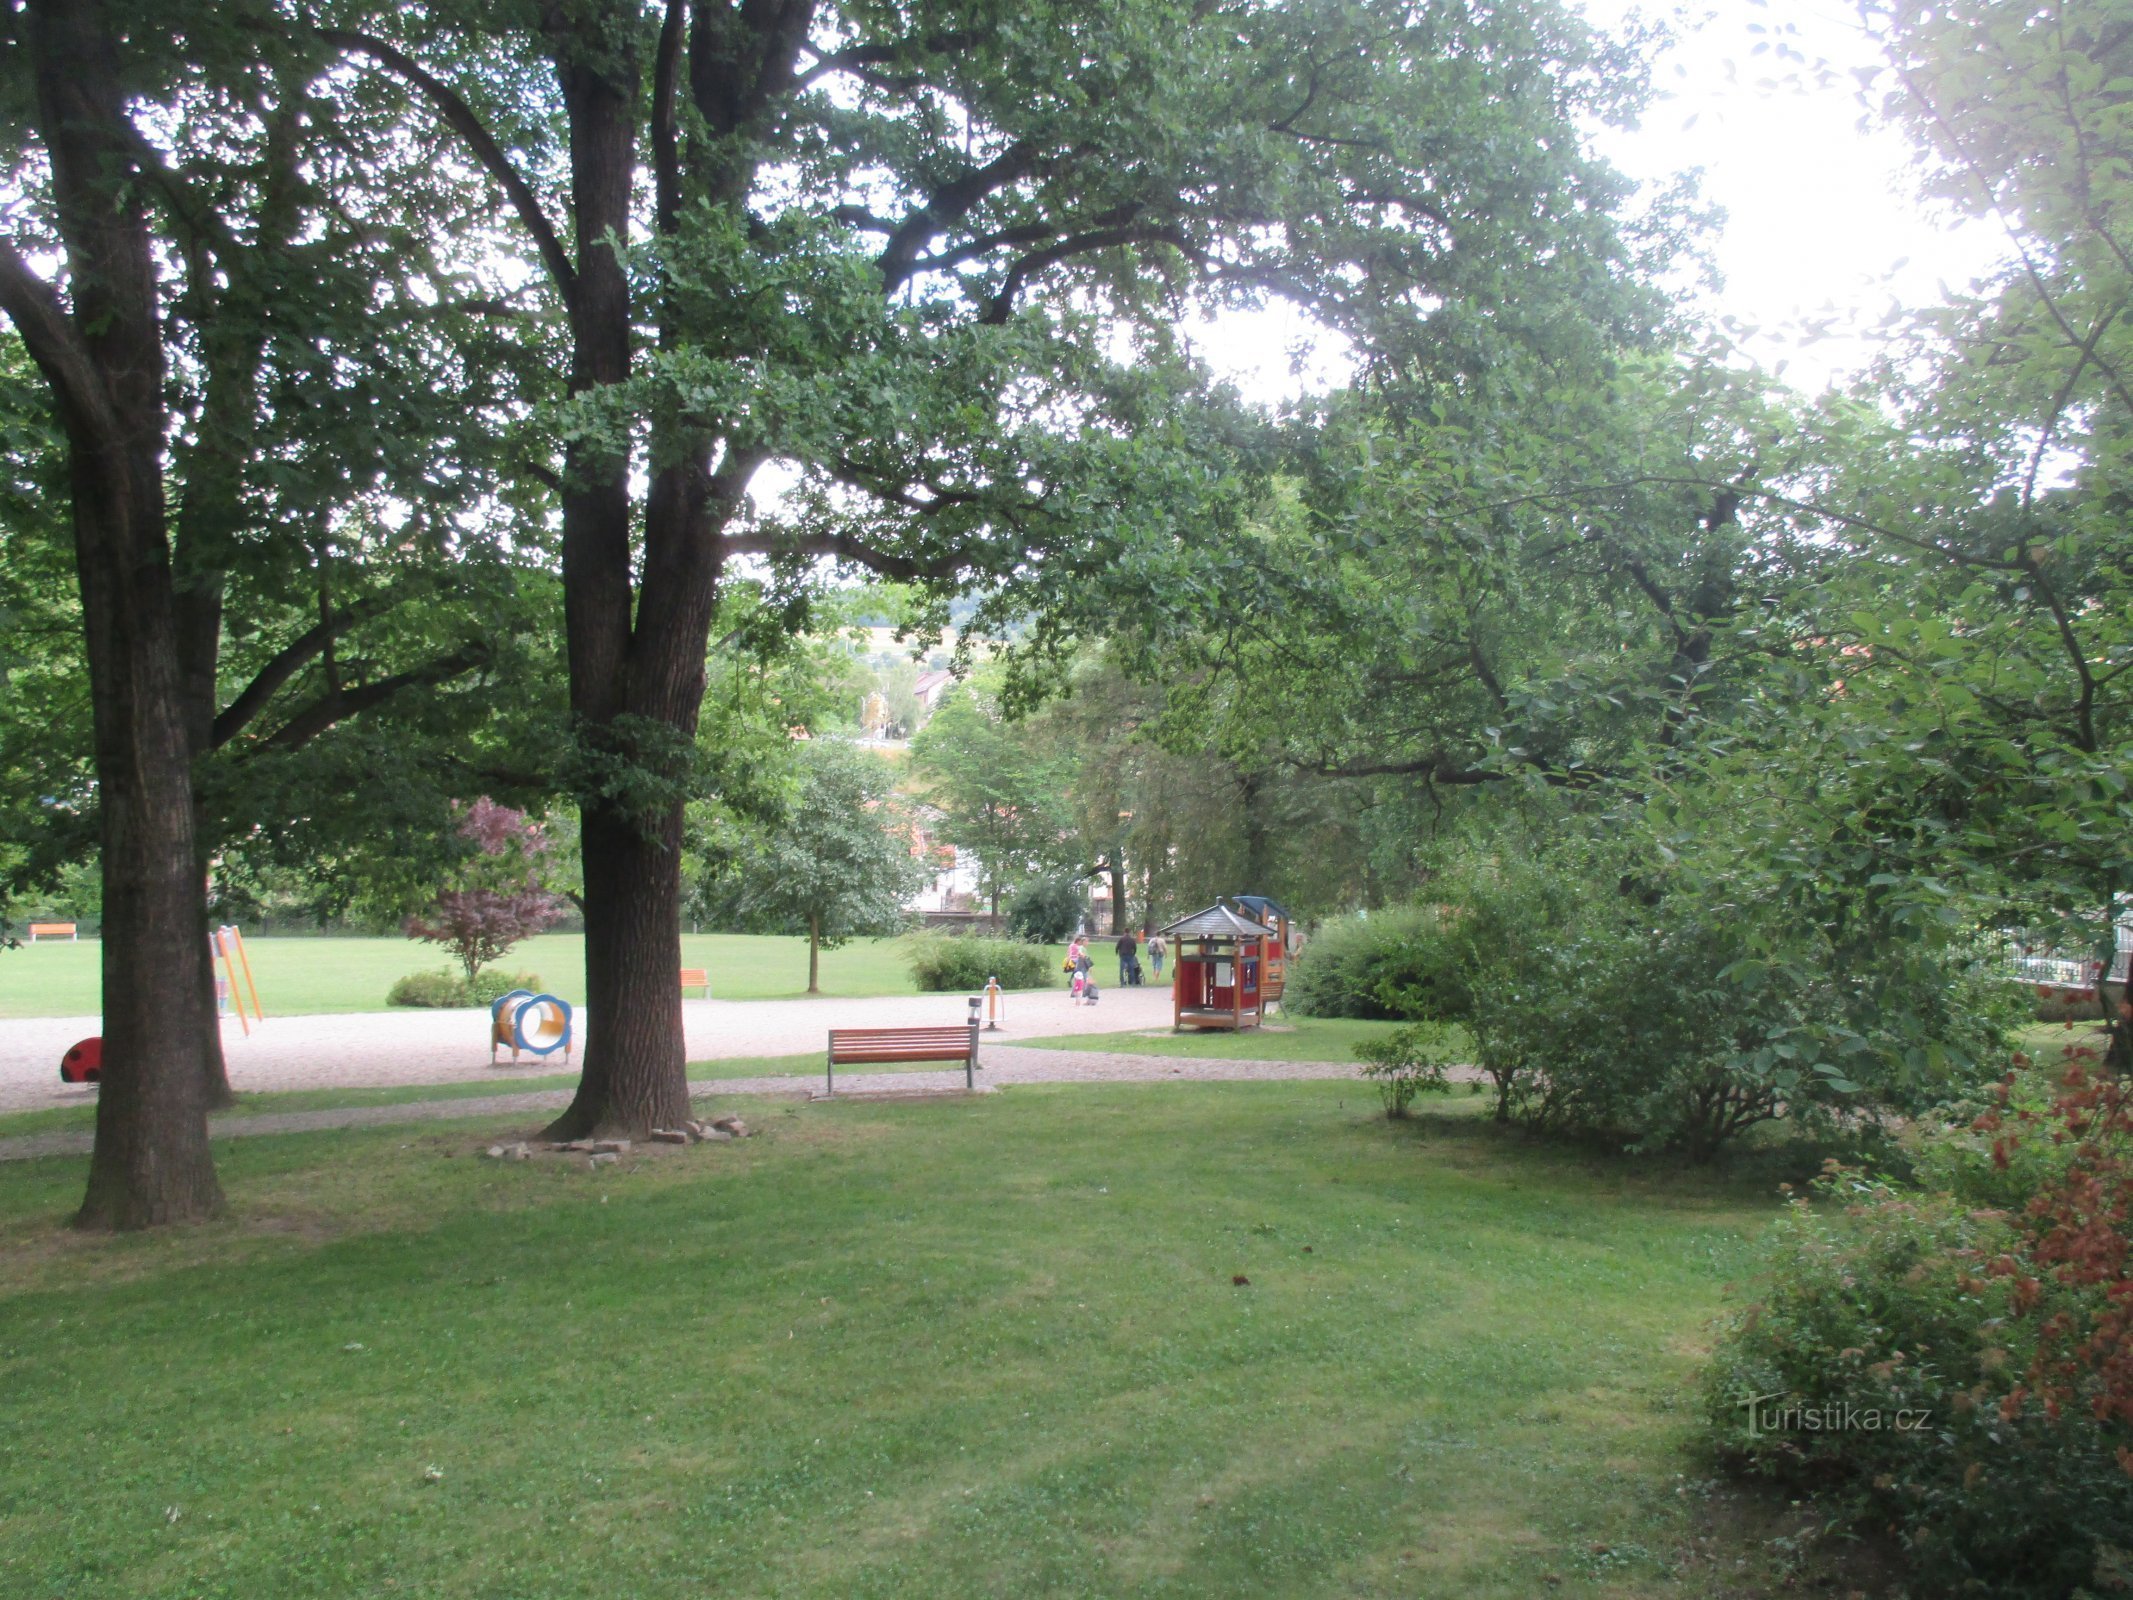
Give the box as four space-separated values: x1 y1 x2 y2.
826 1049 834 1097
967 1020 978 1091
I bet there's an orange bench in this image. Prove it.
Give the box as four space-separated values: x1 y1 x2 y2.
680 967 709 997
826 1023 980 1094
27 922 77 942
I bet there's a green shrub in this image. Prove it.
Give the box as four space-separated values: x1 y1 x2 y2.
387 970 468 1007
906 935 1055 993
1284 906 1460 1020
1703 1158 2133 1596
1352 1022 1456 1118
387 968 543 1008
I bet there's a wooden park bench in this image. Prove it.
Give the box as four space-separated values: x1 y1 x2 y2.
825 1021 980 1095
679 967 709 997
27 922 76 942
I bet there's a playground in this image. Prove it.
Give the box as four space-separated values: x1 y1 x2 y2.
0 954 1170 1116
0 932 1075 1020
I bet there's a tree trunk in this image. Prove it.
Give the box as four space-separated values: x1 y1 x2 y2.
1109 856 1128 934
808 914 821 994
192 834 234 1110
5 0 223 1227
545 796 694 1138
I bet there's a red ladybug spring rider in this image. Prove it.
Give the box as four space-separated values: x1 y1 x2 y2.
59 1036 102 1084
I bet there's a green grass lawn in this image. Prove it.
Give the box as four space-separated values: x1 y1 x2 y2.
1016 1013 1426 1062
0 1054 838 1142
0 933 1069 1020
0 1083 1820 1597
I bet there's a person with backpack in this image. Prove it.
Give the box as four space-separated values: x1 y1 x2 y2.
1114 929 1140 986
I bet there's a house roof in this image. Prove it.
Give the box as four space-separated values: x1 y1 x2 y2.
1159 903 1277 940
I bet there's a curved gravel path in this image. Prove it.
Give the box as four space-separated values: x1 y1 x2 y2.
0 1044 1368 1163
0 984 1182 1114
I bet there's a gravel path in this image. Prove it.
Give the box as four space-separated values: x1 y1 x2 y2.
0 984 1180 1114
0 1045 1367 1163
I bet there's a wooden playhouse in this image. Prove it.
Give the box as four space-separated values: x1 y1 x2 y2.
1160 900 1290 1032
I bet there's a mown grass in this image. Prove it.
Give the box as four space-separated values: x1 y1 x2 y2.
0 933 1069 1020
0 1082 1822 1597
1016 1014 1425 1062
0 1054 835 1142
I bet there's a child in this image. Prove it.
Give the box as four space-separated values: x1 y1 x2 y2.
1070 967 1087 1004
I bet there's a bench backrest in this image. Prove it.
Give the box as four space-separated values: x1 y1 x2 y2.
27 922 76 939
828 1025 974 1061
679 967 709 989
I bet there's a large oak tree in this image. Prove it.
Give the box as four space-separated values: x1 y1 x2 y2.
328 0 1655 1137
0 0 558 1224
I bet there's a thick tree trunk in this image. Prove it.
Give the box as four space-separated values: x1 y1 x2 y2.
9 0 223 1227
1109 857 1129 934
541 4 805 1133
808 914 821 994
546 797 693 1138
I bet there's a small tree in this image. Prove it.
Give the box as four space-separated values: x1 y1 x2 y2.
714 742 925 992
908 681 1073 918
404 798 565 984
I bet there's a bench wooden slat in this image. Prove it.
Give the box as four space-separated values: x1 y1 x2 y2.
825 1023 978 1093
679 967 709 995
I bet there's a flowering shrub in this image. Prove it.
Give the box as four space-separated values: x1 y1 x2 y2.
1702 1075 2133 1595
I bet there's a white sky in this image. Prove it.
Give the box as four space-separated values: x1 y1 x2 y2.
1196 0 2011 404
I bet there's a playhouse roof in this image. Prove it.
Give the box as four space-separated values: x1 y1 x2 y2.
1159 903 1277 940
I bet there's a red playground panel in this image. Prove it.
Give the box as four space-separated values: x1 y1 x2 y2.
60 1036 103 1085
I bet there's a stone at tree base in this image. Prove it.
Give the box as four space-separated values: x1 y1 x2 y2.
590 1139 631 1154
588 1152 619 1168
709 1116 750 1136
649 1129 689 1144
703 1128 734 1142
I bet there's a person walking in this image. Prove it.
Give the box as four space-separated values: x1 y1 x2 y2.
1147 932 1167 982
1114 929 1140 986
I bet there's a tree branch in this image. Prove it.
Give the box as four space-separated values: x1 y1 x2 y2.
652 0 685 236
0 239 115 439
794 29 984 91
252 643 490 755
722 529 968 584
210 598 394 749
979 224 1196 324
879 138 1042 293
319 28 577 302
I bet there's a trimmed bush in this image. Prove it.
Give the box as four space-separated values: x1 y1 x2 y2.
1283 906 1462 1020
387 968 543 1008
387 970 467 1008
906 934 1055 993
